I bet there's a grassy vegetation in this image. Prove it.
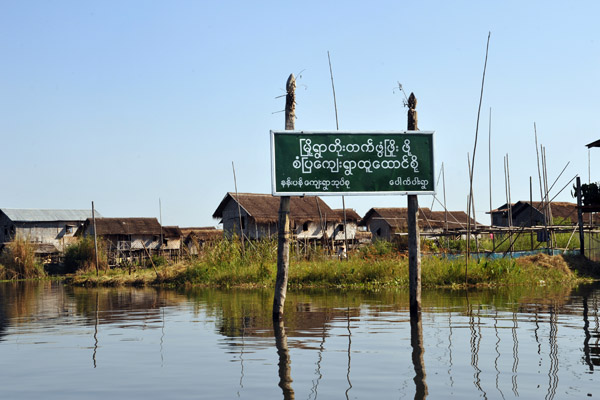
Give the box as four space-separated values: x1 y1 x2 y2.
432 231 581 254
0 236 46 280
68 237 597 288
64 236 109 273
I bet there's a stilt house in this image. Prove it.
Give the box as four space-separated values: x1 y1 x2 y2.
488 201 598 227
360 207 480 241
77 217 182 264
0 208 100 255
213 192 348 242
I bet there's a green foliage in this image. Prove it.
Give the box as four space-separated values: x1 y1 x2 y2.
64 236 108 273
149 255 168 267
0 236 46 280
552 216 572 226
440 238 477 253
358 239 397 259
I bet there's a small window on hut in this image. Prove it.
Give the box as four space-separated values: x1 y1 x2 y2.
376 228 381 237
337 224 344 232
302 222 309 231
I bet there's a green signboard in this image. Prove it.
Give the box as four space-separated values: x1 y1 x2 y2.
271 130 435 196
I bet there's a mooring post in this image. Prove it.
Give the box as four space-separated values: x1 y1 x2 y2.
407 93 421 316
273 73 295 319
576 176 585 257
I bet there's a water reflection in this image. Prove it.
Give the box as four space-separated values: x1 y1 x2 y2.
345 308 352 400
93 291 99 368
493 310 505 400
468 299 486 399
0 283 600 398
273 318 294 400
511 310 519 397
410 309 428 399
308 320 326 399
546 305 559 400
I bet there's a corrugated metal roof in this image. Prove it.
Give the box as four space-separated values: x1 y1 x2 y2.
1 209 101 222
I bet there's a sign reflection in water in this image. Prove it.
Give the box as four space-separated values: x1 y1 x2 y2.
0 283 598 399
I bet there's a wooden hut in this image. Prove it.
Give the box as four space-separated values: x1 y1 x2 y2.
180 227 223 255
77 217 182 264
488 201 599 227
212 192 339 241
360 207 480 241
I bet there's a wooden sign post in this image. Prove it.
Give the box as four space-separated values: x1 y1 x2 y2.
273 74 295 319
271 86 432 318
407 93 422 316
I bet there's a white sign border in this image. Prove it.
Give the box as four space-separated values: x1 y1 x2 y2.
270 130 436 196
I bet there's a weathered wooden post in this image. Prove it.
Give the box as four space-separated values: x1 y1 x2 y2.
273 74 295 319
407 93 421 315
576 176 585 257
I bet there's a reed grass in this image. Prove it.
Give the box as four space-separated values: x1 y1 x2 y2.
68 238 591 288
0 236 46 280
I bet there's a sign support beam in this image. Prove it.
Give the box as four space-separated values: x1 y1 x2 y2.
407 93 422 316
273 74 295 320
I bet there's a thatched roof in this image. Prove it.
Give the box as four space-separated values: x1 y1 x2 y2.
82 218 162 236
213 192 336 224
162 226 183 238
181 227 223 242
79 218 183 238
331 209 361 222
361 207 481 231
489 201 598 224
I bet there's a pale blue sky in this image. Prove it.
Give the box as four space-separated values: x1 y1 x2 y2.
1 1 598 227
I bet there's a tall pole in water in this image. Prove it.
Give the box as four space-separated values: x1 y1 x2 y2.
273 73 295 319
407 93 421 316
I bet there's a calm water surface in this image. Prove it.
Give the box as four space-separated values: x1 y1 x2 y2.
0 282 598 399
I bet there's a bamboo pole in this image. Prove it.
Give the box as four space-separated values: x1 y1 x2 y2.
466 32 491 269
530 177 534 250
159 198 163 256
488 107 492 225
577 176 585 257
140 239 159 279
273 73 295 319
442 162 448 249
468 155 479 254
327 51 349 257
92 201 99 277
534 123 549 251
503 156 512 256
506 154 513 254
407 92 421 315
232 161 246 255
